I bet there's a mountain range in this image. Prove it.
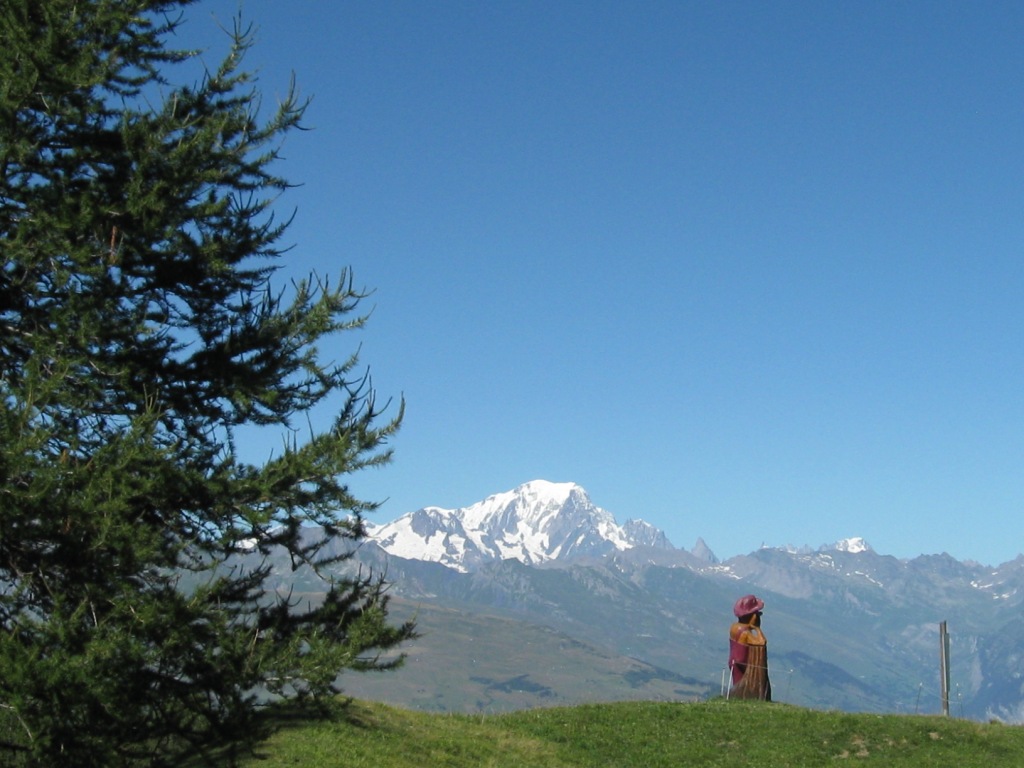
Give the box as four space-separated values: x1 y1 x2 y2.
281 480 1024 721
366 480 675 571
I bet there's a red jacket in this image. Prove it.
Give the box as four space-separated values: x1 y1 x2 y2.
728 622 766 685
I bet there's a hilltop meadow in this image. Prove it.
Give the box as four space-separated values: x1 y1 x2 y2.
234 698 1024 767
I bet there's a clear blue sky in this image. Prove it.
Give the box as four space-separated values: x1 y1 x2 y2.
187 1 1024 566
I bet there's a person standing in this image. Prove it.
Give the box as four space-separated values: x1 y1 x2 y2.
728 594 771 701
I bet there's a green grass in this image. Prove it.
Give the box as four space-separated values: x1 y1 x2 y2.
241 698 1024 767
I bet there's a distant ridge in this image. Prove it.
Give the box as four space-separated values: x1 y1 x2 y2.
366 480 896 573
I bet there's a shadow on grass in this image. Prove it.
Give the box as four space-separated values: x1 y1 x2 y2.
173 699 357 768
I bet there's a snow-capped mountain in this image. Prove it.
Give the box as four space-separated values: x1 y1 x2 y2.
367 480 673 573
826 537 873 554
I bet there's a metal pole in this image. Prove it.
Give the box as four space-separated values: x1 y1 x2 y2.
939 621 950 716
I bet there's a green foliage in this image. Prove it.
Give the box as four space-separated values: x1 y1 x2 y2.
0 0 415 764
243 698 1024 768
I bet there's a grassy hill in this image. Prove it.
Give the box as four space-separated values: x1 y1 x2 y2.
337 600 712 712
241 698 1024 767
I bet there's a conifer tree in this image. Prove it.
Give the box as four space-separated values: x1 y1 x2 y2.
0 1 414 764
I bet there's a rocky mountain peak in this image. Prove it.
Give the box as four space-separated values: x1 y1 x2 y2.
690 537 719 563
